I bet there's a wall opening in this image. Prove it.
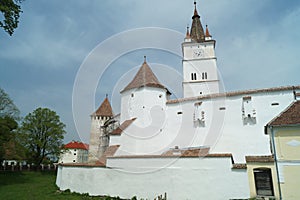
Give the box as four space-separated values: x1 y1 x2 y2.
253 168 274 197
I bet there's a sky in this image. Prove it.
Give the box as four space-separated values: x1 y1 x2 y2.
1 0 299 143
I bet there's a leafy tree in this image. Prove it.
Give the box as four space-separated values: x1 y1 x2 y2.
0 87 20 119
0 116 18 162
0 87 20 162
0 0 23 36
19 107 66 165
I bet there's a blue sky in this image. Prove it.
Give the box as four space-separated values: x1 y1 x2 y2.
1 0 300 143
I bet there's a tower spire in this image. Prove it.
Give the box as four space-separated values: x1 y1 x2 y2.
186 25 190 38
190 0 205 42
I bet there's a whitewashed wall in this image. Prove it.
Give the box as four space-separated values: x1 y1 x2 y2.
113 89 296 163
59 149 88 164
56 157 249 200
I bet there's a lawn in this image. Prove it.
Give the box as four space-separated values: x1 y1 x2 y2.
0 171 126 200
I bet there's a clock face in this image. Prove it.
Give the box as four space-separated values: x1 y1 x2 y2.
193 49 204 58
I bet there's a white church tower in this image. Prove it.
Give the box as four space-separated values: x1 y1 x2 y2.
120 57 170 127
88 97 113 163
182 1 220 98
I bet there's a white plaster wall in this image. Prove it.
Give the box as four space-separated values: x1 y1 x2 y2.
56 157 249 200
115 89 295 162
211 91 295 162
59 149 88 164
183 59 218 82
120 87 167 124
182 41 215 60
183 80 220 97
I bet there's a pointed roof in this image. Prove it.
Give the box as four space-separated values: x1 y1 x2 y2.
267 101 300 126
185 26 191 39
110 118 136 136
205 24 212 37
93 97 113 117
190 1 205 42
121 58 167 93
64 141 89 150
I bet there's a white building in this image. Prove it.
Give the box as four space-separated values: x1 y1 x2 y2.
56 2 300 199
58 141 89 164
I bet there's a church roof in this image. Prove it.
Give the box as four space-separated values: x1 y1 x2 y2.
167 85 300 104
267 100 300 126
93 97 113 117
121 59 167 93
190 1 205 42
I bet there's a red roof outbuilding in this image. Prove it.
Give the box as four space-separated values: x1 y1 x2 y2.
64 141 89 150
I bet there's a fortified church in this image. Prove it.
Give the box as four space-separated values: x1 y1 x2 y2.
57 2 300 199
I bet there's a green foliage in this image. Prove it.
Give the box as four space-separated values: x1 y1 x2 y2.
0 87 20 120
19 107 66 165
0 0 23 36
0 116 18 161
0 87 22 162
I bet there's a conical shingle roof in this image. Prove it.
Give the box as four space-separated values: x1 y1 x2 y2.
190 1 205 42
93 97 113 117
121 61 166 93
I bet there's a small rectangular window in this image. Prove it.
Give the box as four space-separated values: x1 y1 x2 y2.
254 168 274 196
271 102 279 106
177 111 183 115
219 107 226 110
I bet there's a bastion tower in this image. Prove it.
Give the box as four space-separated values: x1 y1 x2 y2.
88 97 113 163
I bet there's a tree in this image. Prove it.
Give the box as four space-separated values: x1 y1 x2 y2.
0 116 18 162
0 87 20 162
0 87 20 119
0 0 23 36
19 107 66 166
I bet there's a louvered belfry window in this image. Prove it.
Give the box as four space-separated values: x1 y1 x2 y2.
254 168 274 196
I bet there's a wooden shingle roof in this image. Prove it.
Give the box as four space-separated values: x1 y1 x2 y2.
121 61 166 93
93 97 113 117
110 118 136 136
190 1 205 42
268 100 300 126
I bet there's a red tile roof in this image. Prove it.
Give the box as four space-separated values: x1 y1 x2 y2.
245 155 274 163
267 101 300 126
107 153 233 159
59 163 106 167
232 163 247 169
107 147 232 159
64 141 89 150
167 85 300 104
93 97 113 117
121 61 167 93
161 147 210 157
110 118 136 136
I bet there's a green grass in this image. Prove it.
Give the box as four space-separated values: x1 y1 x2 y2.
0 171 124 200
